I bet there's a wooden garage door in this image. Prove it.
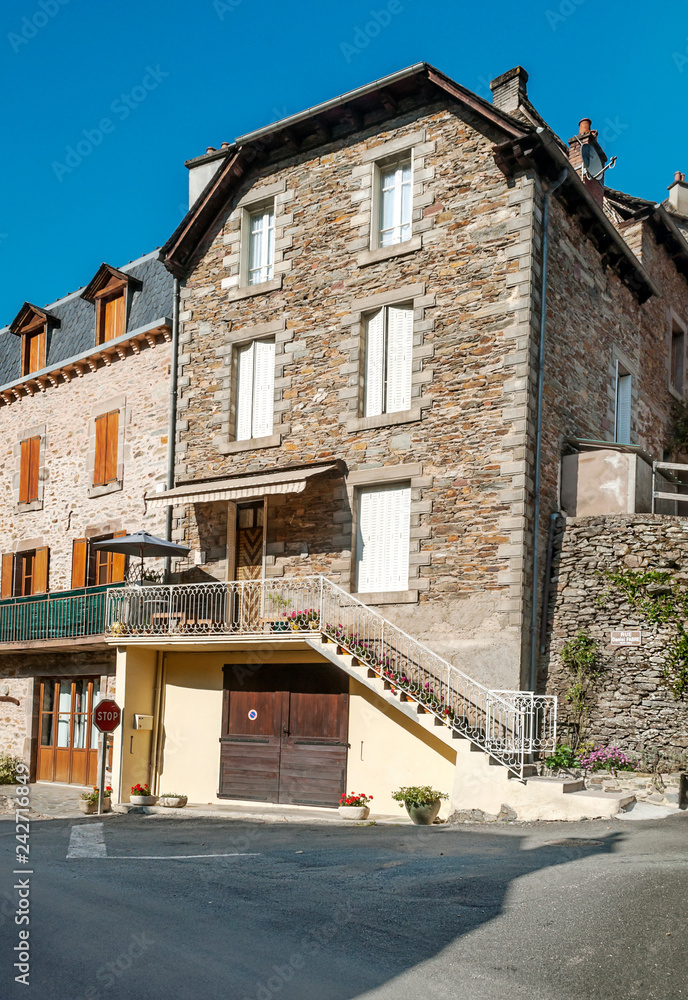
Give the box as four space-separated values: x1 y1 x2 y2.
220 664 349 807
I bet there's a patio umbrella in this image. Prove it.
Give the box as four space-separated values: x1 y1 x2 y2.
90 532 191 580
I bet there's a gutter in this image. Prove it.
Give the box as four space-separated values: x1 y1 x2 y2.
164 278 180 581
529 164 568 693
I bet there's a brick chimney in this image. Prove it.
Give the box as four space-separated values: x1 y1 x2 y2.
568 118 607 208
490 66 529 114
668 171 688 217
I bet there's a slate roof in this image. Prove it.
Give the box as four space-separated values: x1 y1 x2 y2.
0 251 174 387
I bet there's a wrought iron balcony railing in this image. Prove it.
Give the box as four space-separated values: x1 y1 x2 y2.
0 583 123 645
106 577 557 776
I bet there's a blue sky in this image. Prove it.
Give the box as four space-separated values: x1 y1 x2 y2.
0 0 686 323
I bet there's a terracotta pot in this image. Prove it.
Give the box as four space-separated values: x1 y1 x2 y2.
338 805 370 820
406 799 441 825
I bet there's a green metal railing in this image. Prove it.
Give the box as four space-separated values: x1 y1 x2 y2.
0 583 124 644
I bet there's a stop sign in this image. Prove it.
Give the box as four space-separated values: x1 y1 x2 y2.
93 698 122 733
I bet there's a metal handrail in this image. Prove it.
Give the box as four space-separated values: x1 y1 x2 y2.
652 460 688 511
106 576 556 776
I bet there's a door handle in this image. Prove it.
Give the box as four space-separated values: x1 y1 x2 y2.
282 724 289 737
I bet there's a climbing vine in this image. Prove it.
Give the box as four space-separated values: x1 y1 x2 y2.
603 569 688 701
558 631 601 749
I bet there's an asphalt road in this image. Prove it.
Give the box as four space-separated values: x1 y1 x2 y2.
1 812 687 1000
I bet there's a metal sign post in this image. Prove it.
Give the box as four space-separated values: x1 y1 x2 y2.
92 699 122 816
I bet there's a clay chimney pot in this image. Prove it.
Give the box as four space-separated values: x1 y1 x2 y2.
579 118 592 136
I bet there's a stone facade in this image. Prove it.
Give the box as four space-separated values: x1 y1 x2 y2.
171 99 544 688
544 515 688 756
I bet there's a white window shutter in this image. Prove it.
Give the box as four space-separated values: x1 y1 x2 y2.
356 485 411 593
364 309 385 417
615 371 632 443
385 305 413 413
235 343 254 441
252 339 275 438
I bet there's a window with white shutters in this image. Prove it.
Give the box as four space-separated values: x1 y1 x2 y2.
615 367 632 443
364 304 413 417
356 484 411 593
378 157 412 247
235 339 275 441
248 205 275 285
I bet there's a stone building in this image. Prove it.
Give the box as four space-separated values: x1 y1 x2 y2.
3 62 688 816
0 252 174 784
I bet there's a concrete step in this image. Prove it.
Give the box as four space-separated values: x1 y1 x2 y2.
525 776 585 794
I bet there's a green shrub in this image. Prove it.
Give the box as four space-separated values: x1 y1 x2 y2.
0 751 23 784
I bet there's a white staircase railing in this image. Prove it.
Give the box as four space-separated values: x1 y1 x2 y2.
105 575 556 777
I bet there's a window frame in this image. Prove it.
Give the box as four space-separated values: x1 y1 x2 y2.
94 279 127 345
374 153 413 250
87 397 125 498
21 320 47 377
362 301 414 419
232 337 276 444
246 203 276 286
614 361 632 444
669 312 687 400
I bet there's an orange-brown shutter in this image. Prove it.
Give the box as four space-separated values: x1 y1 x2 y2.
94 415 107 486
105 411 119 483
19 439 30 503
110 530 127 583
71 538 88 589
103 295 124 342
1 553 13 599
28 436 40 501
33 547 49 595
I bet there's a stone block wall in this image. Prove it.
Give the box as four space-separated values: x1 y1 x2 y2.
543 514 688 756
0 341 172 591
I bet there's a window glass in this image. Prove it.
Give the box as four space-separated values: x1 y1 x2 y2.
248 206 275 285
379 159 412 247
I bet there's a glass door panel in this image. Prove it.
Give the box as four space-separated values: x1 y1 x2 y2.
56 680 72 749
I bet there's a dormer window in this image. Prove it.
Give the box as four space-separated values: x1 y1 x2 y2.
8 302 59 378
22 320 46 376
81 263 141 346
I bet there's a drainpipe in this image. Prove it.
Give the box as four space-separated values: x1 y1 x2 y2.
164 278 180 583
529 165 568 692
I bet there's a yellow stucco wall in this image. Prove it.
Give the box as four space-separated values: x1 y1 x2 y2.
347 679 456 818
112 646 158 803
114 646 457 814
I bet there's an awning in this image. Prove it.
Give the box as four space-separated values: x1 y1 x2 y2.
145 462 342 508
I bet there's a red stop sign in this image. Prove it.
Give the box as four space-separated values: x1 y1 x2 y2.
93 699 122 733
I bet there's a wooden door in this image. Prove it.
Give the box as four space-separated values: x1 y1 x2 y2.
279 666 349 807
220 664 349 807
234 502 264 627
220 665 284 802
37 678 100 784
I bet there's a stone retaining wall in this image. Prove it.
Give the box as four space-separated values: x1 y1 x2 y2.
543 514 688 757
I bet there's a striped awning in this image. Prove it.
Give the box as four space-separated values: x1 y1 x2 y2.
145 463 340 508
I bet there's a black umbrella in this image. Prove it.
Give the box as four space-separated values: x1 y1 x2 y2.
91 532 191 580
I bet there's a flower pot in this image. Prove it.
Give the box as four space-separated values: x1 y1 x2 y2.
79 798 111 814
129 795 157 807
271 622 290 633
338 805 370 820
157 796 187 808
406 799 441 825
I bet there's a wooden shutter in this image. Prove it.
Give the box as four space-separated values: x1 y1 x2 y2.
364 309 385 417
105 411 119 483
252 339 275 438
1 553 13 599
235 343 254 441
34 547 49 595
110 530 127 583
615 371 632 443
385 306 413 414
356 485 410 593
71 538 88 589
94 415 107 485
19 439 30 503
103 294 124 342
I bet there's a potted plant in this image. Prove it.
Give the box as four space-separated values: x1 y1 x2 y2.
157 792 188 808
79 786 112 814
129 783 157 806
392 785 448 825
338 792 373 820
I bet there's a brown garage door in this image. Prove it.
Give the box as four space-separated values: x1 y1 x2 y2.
220 663 349 807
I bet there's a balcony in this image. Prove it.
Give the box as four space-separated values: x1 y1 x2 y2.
0 583 123 651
